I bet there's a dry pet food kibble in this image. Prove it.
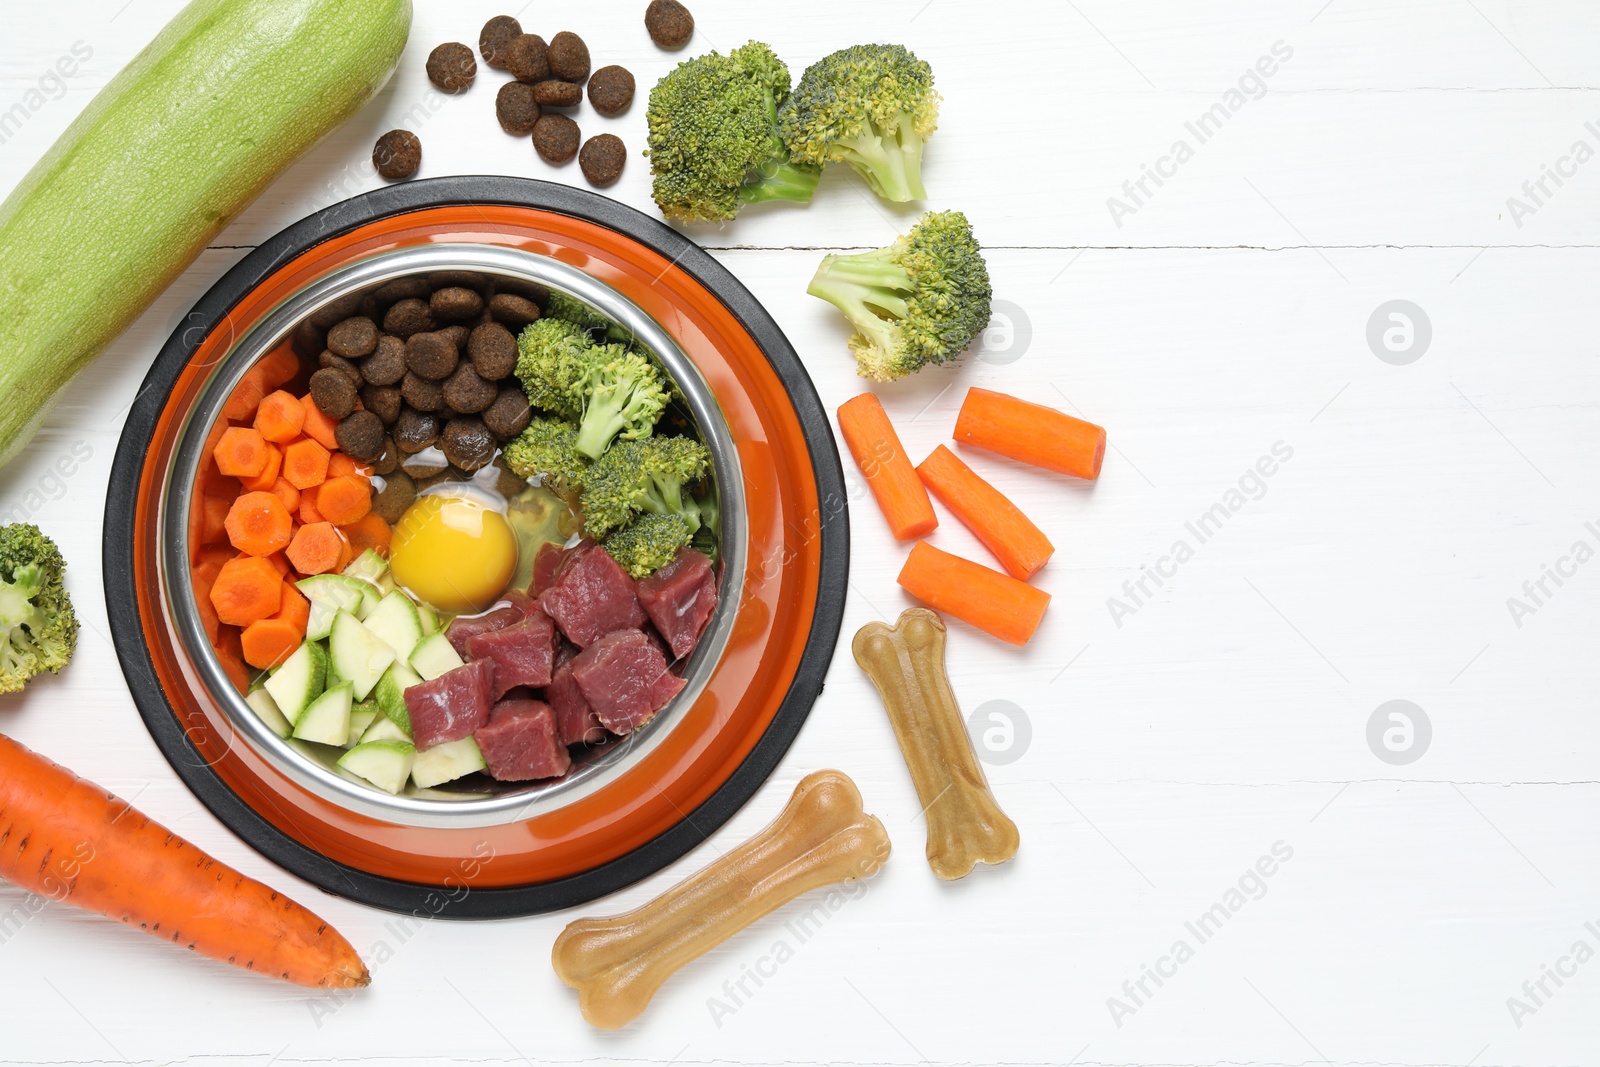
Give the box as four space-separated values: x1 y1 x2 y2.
489 292 542 329
496 82 541 136
468 322 518 380
362 335 407 385
430 286 485 321
546 31 590 83
441 416 496 471
552 771 890 1029
586 65 635 116
479 15 522 71
326 316 377 359
533 114 581 165
483 385 532 440
318 351 363 387
393 407 438 453
382 297 435 339
404 331 459 380
579 134 626 188
533 80 582 108
507 34 550 84
372 276 430 304
644 0 694 49
335 410 386 463
372 130 421 181
853 609 1020 879
308 367 358 420
359 383 402 424
442 363 497 414
370 468 416 522
401 371 445 412
426 42 477 94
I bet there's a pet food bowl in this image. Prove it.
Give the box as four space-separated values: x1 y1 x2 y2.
105 177 848 917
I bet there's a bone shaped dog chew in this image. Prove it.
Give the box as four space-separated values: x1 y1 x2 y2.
551 769 890 1029
854 608 1020 879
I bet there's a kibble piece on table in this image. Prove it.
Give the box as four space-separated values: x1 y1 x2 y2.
483 385 532 440
372 130 421 181
427 42 477 94
405 331 459 380
442 362 498 414
363 335 408 386
320 351 364 387
468 322 518 380
309 367 358 420
326 316 378 359
383 297 435 339
393 408 439 454
645 0 694 49
533 113 580 164
442 416 497 471
496 81 541 136
489 292 542 329
579 134 626 187
401 372 445 413
479 15 522 71
533 80 582 108
587 65 635 116
507 34 550 84
547 31 591 83
360 383 403 424
431 286 485 321
335 410 386 463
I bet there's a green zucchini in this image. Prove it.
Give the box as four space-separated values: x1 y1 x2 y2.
0 0 412 469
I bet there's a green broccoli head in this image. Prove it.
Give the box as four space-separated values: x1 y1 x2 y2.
573 347 671 460
0 524 78 694
806 209 993 381
646 40 822 223
501 417 589 496
580 436 712 539
543 291 612 332
602 513 696 579
516 318 599 421
780 44 939 203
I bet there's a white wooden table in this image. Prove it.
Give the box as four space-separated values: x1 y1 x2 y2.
2 1 1598 1064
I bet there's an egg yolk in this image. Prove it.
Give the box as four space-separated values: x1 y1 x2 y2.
389 492 518 613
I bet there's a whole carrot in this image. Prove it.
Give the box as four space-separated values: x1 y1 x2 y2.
0 733 369 988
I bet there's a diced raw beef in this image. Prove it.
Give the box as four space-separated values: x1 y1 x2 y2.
636 547 718 659
548 644 604 746
530 541 570 597
475 698 571 781
445 591 532 657
539 543 647 648
570 629 687 735
467 609 558 699
405 659 494 749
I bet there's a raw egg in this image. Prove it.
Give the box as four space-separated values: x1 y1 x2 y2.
389 485 518 613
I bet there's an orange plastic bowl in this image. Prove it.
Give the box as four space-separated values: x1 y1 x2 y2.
104 178 848 917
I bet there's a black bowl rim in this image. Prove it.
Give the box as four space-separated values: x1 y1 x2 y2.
103 176 849 919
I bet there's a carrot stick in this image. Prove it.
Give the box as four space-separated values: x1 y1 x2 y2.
256 345 303 391
237 444 283 494
224 492 293 557
0 733 369 987
286 522 347 576
315 476 371 526
241 618 303 669
897 541 1050 646
298 484 324 526
270 476 301 516
953 387 1106 481
916 445 1055 580
209 556 283 626
837 394 936 540
222 367 269 422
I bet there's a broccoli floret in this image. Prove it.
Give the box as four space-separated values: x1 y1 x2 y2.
580 436 712 539
603 513 696 579
646 41 822 223
574 347 671 460
502 417 589 496
779 44 939 203
516 318 599 421
543 291 612 332
806 210 993 381
0 524 77 694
